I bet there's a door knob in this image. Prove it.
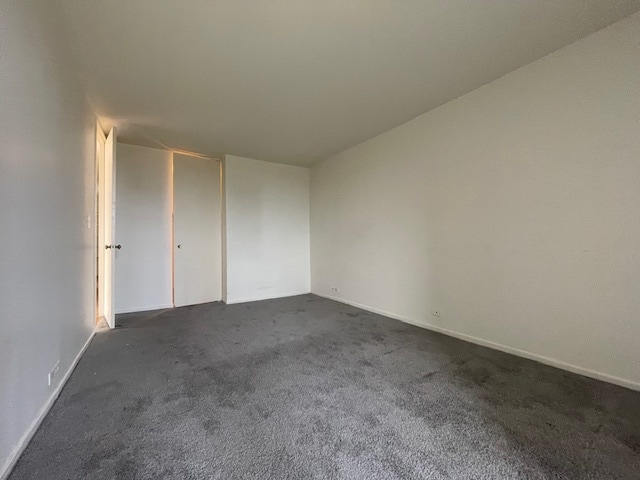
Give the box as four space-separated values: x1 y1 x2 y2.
177 244 182 249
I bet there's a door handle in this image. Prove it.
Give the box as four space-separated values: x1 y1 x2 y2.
177 244 182 249
106 245 122 249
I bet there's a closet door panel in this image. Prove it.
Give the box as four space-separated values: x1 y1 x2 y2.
173 154 222 307
115 144 173 314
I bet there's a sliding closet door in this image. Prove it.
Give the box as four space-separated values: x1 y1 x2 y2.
173 154 222 307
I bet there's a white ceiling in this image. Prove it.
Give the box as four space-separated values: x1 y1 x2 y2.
61 0 640 166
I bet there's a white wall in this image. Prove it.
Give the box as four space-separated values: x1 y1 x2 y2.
311 12 640 389
224 155 310 303
115 144 173 313
0 1 97 477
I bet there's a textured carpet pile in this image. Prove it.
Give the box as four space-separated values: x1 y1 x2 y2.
10 295 640 479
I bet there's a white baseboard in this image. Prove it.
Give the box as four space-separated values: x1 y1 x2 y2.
225 290 311 305
0 329 96 480
115 303 174 315
312 291 640 392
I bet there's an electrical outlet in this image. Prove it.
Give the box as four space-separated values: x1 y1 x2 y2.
330 287 340 293
48 361 60 386
431 309 443 318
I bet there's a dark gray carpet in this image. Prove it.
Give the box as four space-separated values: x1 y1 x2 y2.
9 295 640 479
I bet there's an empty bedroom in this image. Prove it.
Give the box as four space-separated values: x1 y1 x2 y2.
1 1 639 479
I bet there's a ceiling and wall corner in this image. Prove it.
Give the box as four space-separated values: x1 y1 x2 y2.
59 0 640 166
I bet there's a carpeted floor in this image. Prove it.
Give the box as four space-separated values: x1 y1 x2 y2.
9 295 640 479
